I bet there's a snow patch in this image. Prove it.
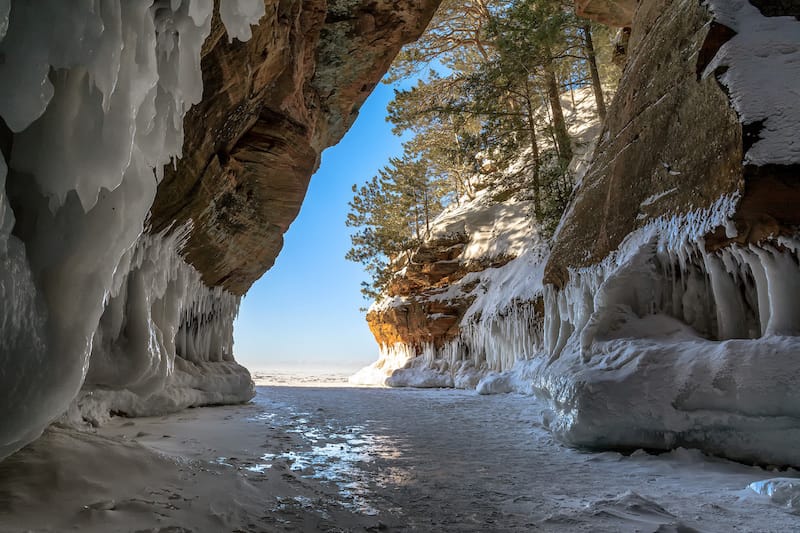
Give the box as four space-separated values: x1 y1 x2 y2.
704 0 800 165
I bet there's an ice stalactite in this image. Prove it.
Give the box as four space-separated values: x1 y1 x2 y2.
0 1 262 460
349 343 417 387
531 199 800 464
85 228 238 394
543 194 800 360
380 300 546 389
75 228 252 425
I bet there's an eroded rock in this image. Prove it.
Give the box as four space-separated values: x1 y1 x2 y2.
151 0 441 295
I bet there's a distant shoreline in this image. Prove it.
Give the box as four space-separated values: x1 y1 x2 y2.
252 370 359 387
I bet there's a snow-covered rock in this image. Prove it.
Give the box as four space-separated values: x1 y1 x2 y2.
356 87 601 388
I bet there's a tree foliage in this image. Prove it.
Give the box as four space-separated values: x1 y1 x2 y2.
346 155 450 299
346 0 621 299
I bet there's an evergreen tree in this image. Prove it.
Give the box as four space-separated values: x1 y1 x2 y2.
346 153 450 298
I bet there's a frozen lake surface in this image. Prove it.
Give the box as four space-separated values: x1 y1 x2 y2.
2 385 799 532
249 386 799 532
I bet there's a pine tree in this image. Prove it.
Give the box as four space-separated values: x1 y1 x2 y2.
346 153 450 298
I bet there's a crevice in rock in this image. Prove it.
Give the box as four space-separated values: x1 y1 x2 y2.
696 21 736 80
749 0 800 20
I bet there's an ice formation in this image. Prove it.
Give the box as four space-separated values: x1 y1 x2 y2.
0 1 262 460
365 191 800 465
74 228 252 426
748 478 800 510
219 0 266 43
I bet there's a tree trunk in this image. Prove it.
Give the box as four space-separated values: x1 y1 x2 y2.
544 55 573 163
412 190 421 240
524 85 542 221
423 187 431 236
582 23 606 122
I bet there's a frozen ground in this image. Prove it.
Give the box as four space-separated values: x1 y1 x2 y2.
1 386 799 532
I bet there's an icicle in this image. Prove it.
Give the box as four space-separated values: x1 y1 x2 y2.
219 0 265 43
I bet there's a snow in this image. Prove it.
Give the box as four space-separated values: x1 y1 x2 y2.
0 0 257 460
429 193 542 262
703 0 800 165
219 0 265 42
640 187 678 208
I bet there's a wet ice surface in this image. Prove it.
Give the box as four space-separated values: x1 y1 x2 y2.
249 386 800 532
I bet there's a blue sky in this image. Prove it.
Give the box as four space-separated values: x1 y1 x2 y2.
233 80 407 374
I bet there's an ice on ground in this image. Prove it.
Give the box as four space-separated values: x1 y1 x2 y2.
747 478 800 511
10 386 800 532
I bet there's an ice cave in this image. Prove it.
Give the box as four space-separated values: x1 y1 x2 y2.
0 0 799 531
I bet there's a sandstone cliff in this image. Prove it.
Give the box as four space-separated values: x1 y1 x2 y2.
150 0 441 295
359 0 800 466
78 0 441 422
354 88 602 387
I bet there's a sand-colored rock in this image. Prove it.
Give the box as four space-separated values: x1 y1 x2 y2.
576 0 636 27
367 232 488 348
545 0 743 287
548 0 800 285
150 0 441 295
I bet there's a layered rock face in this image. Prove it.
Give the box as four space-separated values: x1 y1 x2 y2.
150 0 440 295
0 0 438 460
355 88 601 388
361 0 800 465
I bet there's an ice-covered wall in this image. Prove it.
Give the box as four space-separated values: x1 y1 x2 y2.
77 228 253 425
531 216 800 465
0 0 262 460
524 0 800 465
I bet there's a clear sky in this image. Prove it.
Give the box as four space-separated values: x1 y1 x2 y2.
233 79 407 375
